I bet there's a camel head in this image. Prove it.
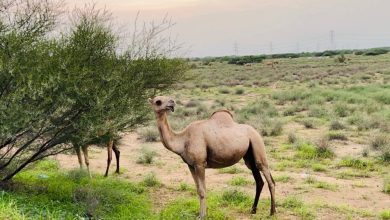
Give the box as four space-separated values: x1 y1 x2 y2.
148 96 176 114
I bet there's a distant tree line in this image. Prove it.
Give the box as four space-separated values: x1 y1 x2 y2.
193 47 390 65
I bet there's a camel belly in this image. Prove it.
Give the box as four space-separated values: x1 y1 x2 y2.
205 140 249 168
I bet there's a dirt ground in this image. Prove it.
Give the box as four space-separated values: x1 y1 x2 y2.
54 131 389 219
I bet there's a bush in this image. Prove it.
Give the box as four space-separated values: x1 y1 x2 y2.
235 88 245 95
363 48 388 56
136 146 157 164
287 132 298 144
221 189 250 206
300 119 316 129
329 120 345 130
327 131 348 141
139 127 160 142
370 134 389 150
142 172 161 187
384 176 390 194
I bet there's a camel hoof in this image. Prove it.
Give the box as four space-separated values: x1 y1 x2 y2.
251 209 257 214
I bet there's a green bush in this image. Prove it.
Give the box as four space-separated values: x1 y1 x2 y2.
327 131 348 141
136 146 157 164
142 172 161 187
330 120 345 130
139 127 160 142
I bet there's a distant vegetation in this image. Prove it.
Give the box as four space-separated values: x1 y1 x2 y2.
192 47 390 64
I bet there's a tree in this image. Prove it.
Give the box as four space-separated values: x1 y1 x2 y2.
0 1 187 181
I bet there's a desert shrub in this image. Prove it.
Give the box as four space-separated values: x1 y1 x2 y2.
142 172 160 187
334 54 347 63
300 118 316 129
312 163 327 172
239 100 279 118
338 157 373 170
370 134 389 150
235 88 245 95
329 120 345 130
257 118 283 136
221 189 251 206
136 146 157 164
308 106 328 118
287 132 298 144
327 131 348 141
333 103 352 117
185 100 200 108
139 127 160 142
295 141 334 159
219 88 230 94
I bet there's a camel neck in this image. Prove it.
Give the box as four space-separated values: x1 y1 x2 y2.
156 112 184 155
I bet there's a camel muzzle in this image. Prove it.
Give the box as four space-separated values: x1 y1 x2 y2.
166 105 175 112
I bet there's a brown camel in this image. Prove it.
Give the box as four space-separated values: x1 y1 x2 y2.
149 96 275 219
74 138 120 177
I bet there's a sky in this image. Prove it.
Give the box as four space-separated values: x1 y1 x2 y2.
67 0 390 57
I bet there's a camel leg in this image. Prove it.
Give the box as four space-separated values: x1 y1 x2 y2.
74 146 83 169
188 165 207 219
244 150 264 214
104 139 114 177
81 145 92 178
250 136 276 216
112 142 120 174
261 167 276 215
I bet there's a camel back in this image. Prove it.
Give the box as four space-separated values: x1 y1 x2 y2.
210 109 233 119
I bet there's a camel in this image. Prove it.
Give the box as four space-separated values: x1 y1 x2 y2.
265 60 279 68
74 138 120 177
149 96 275 219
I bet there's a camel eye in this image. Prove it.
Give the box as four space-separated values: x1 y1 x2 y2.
155 100 162 106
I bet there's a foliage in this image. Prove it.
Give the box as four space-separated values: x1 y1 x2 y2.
0 160 152 219
136 145 158 164
0 2 187 180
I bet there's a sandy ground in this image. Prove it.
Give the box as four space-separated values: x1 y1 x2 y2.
54 131 389 219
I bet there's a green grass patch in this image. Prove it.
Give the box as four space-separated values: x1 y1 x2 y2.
337 157 374 170
380 210 390 220
218 166 244 174
3 159 153 219
229 176 251 186
273 175 292 183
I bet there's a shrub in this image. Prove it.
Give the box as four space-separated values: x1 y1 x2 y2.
338 157 373 170
300 118 315 129
327 131 348 141
185 100 200 108
330 120 345 130
295 141 334 159
219 88 230 94
380 210 390 220
139 127 160 142
221 189 250 206
218 166 243 174
287 132 298 144
370 134 389 150
136 146 157 164
363 48 388 56
142 172 160 187
235 88 245 95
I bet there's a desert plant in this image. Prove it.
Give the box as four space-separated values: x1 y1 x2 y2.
136 146 157 164
142 172 161 187
329 120 345 130
287 132 298 144
327 131 348 141
139 127 160 142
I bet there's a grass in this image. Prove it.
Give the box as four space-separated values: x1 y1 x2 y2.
295 142 334 159
337 157 374 170
229 176 251 186
381 210 390 220
1 160 153 219
218 166 243 174
273 175 292 183
384 176 390 194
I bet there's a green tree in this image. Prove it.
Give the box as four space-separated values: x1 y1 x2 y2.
0 1 187 181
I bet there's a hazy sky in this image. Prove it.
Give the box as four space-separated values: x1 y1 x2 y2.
68 0 390 57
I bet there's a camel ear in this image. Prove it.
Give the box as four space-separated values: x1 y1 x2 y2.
148 98 153 104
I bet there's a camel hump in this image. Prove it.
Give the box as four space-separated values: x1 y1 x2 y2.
211 109 233 118
210 109 234 122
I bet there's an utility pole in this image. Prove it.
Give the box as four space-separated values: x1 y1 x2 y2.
330 30 335 50
234 41 238 56
269 42 273 54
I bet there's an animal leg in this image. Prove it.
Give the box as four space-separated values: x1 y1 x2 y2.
81 145 91 178
112 142 120 174
261 167 276 215
104 139 113 177
249 132 276 216
74 146 83 169
188 165 207 219
244 149 264 214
